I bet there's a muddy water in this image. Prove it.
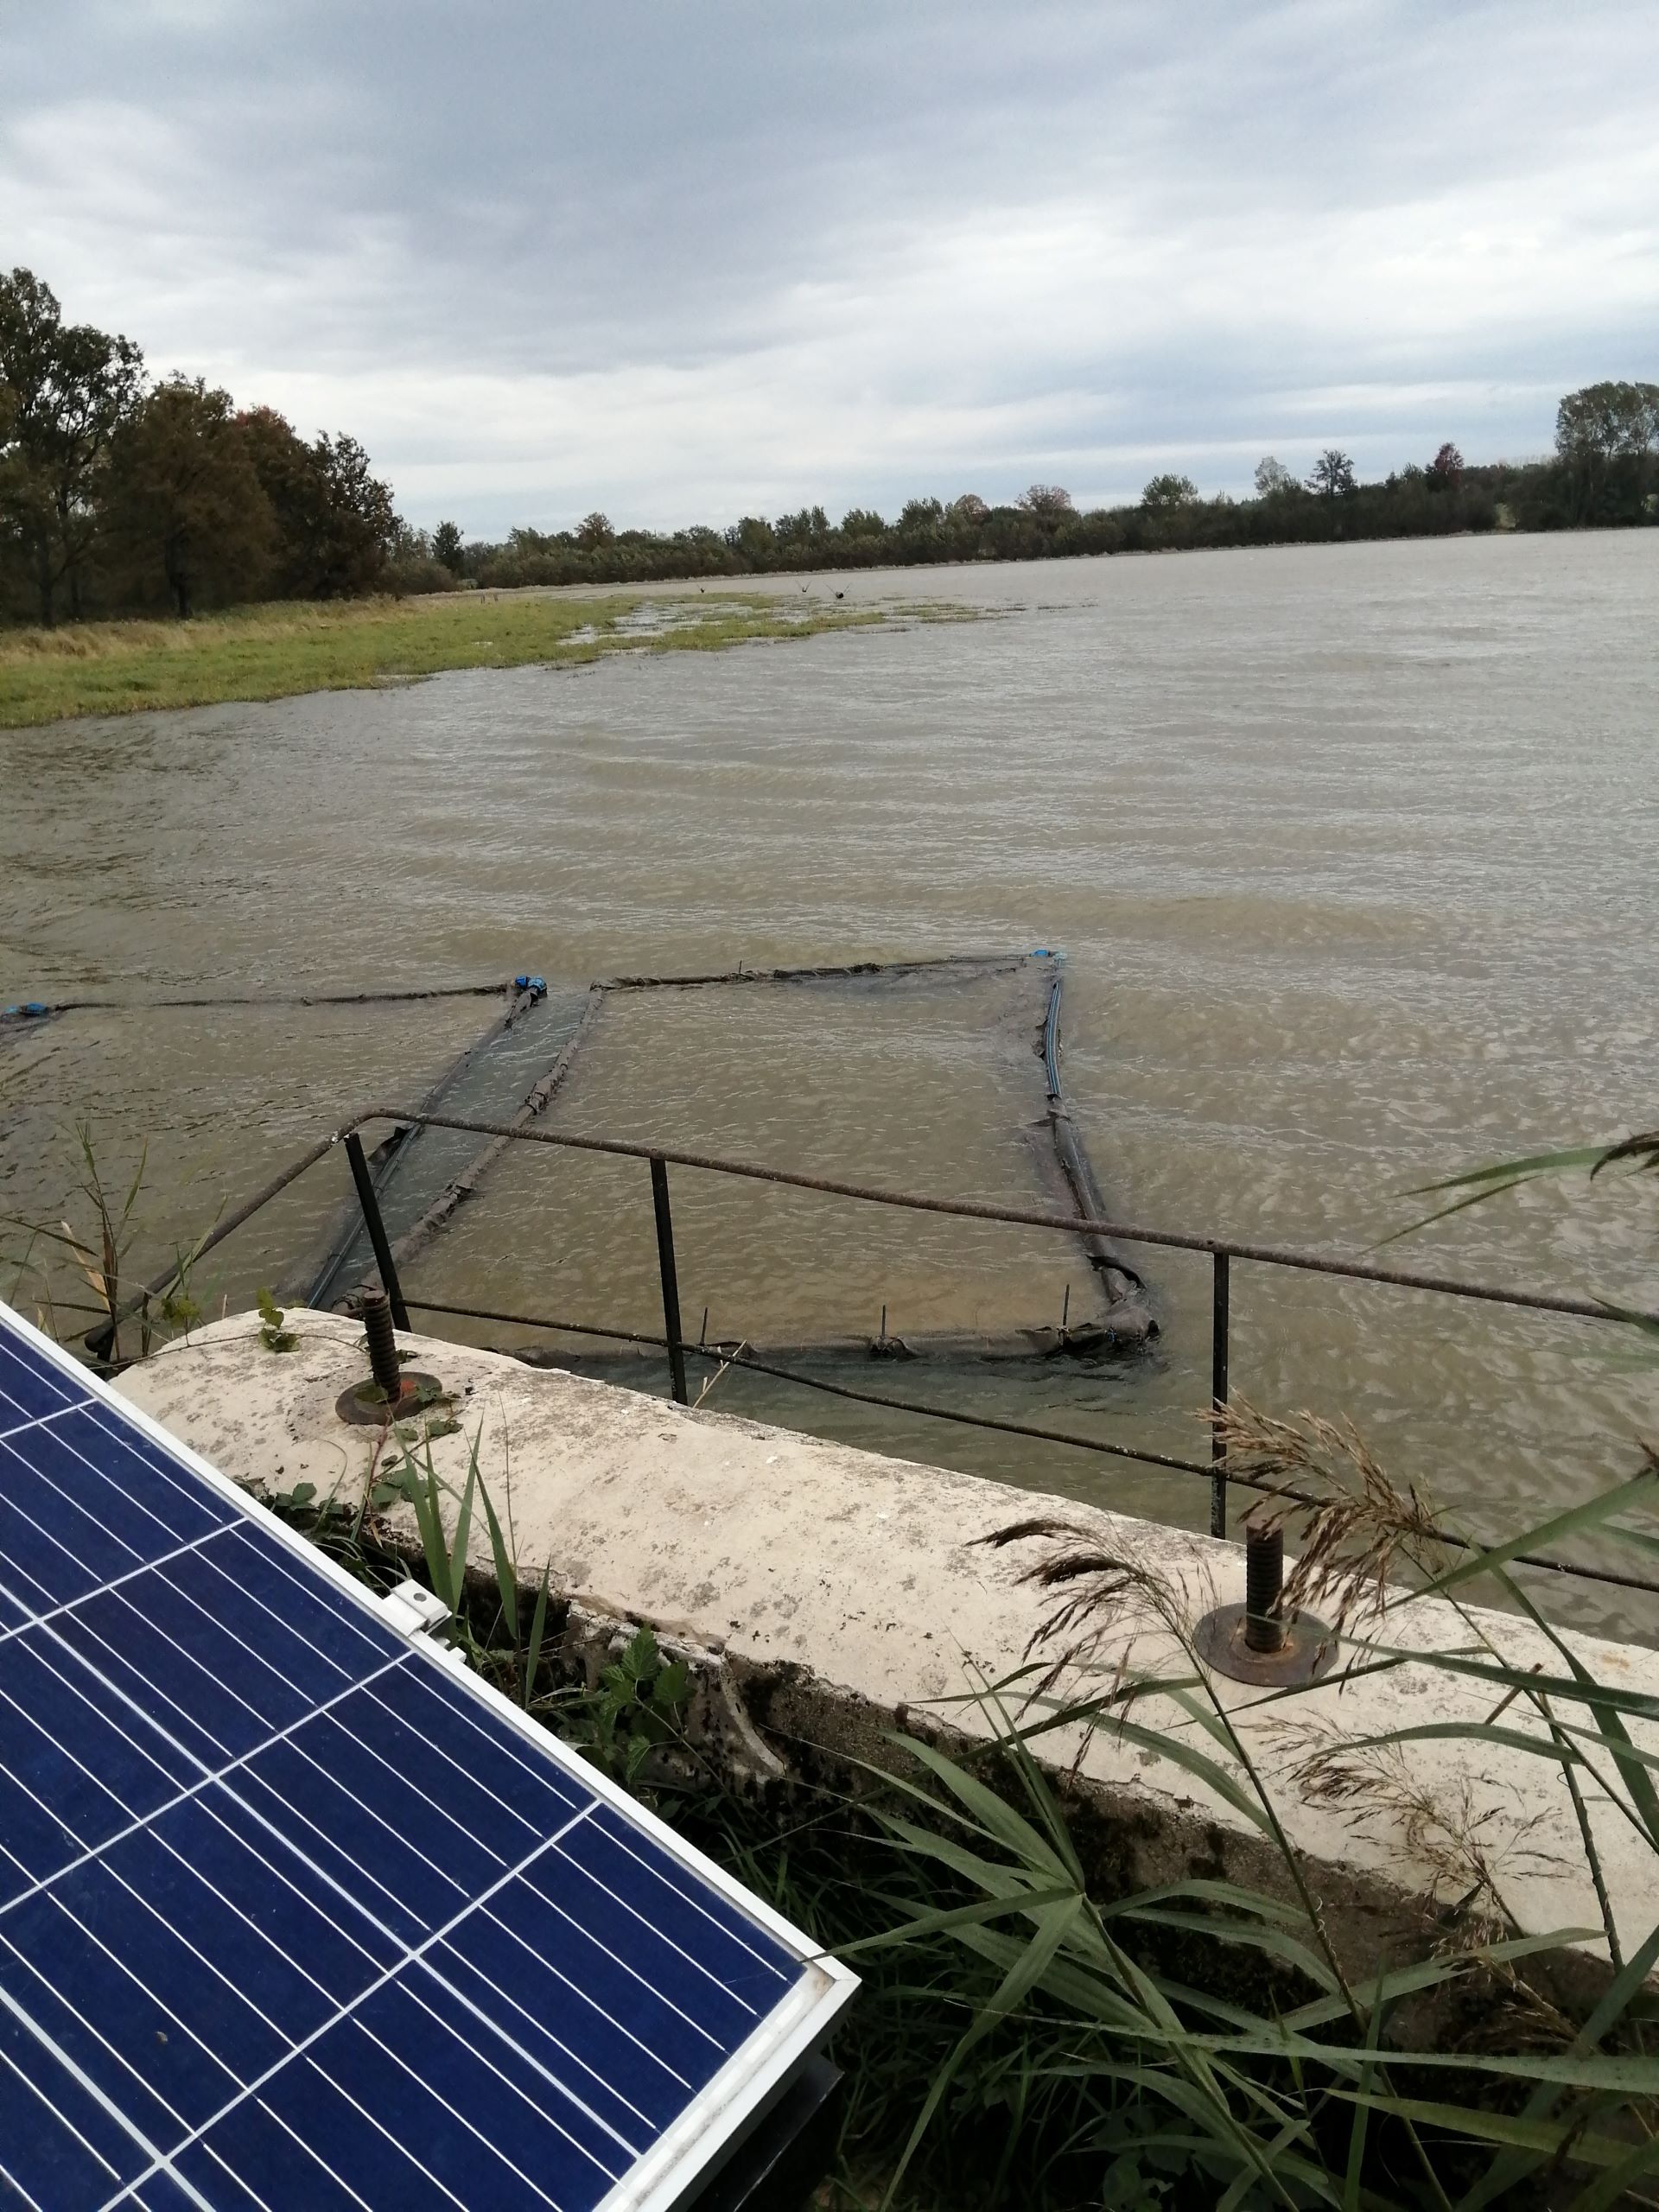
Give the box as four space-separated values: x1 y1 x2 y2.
3 533 1656 1634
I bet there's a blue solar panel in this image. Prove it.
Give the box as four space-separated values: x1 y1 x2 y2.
0 1301 854 2210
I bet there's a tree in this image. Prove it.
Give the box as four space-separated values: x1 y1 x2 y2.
773 505 830 544
1141 473 1199 510
106 378 273 616
1556 380 1659 462
432 520 464 573
575 511 614 550
1554 381 1659 522
1018 484 1073 514
723 515 776 566
237 409 396 598
948 493 989 525
308 433 396 595
1427 442 1465 488
1253 456 1297 498
840 507 887 537
0 267 143 623
1306 448 1357 500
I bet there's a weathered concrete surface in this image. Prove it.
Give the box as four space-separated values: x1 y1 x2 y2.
120 1309 1659 1993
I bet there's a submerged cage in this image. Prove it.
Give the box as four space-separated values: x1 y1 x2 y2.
301 951 1156 1370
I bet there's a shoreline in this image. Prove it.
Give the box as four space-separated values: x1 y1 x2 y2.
0 588 907 732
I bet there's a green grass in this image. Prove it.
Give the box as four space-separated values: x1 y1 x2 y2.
0 588 897 728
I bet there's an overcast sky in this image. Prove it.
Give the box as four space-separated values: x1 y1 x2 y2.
4 1 1656 536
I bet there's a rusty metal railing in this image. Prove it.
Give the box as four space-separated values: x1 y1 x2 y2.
84 1102 1659 1605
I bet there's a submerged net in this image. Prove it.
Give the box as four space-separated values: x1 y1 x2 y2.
321 952 1154 1362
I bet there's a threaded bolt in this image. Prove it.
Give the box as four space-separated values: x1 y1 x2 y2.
1243 1525 1287 1653
362 1288 402 1400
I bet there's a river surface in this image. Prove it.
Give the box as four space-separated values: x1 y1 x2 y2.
3 534 1656 1635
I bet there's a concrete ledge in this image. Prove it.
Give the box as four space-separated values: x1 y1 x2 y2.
118 1310 1659 2006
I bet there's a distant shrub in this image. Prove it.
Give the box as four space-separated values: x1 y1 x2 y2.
381 555 456 597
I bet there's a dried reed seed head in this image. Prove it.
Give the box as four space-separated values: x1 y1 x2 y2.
1287 1726 1568 1923
979 1515 1211 1676
1211 1400 1449 1630
1589 1128 1659 1179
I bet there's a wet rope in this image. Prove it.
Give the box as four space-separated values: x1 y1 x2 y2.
6 982 520 1016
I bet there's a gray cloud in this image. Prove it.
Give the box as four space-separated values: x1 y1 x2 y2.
3 0 1656 532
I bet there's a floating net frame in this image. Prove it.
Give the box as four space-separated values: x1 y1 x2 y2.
303 951 1158 1365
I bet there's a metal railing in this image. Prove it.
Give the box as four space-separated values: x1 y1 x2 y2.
93 1102 1659 1603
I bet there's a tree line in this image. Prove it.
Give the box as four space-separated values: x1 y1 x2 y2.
0 269 397 625
2 264 1654 626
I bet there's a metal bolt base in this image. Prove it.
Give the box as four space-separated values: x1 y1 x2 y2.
335 1373 443 1428
1194 1602 1336 1687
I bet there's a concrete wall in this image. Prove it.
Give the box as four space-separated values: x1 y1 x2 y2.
119 1309 1659 2012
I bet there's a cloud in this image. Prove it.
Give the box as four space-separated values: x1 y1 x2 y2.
3 0 1656 531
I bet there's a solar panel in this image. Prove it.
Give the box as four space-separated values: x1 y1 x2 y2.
0 1300 855 2211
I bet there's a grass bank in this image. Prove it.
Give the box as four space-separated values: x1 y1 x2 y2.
0 588 906 728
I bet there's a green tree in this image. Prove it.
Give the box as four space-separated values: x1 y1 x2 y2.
575 511 614 550
1141 473 1198 510
106 378 273 616
237 408 396 598
1306 448 1357 499
1554 379 1659 522
0 267 143 623
723 515 776 566
840 506 887 537
773 505 830 545
432 519 464 572
309 432 396 595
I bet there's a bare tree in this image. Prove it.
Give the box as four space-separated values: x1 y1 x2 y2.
1253 455 1296 497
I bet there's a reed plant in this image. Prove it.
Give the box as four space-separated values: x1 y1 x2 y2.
260 1401 1658 2208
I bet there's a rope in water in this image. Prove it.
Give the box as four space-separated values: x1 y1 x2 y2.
3 982 522 1016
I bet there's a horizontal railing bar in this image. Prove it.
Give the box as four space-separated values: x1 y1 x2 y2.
404 1296 1659 1602
355 1105 1651 1330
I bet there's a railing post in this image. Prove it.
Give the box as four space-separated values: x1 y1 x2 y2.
650 1155 689 1405
345 1132 410 1332
1210 1250 1230 1538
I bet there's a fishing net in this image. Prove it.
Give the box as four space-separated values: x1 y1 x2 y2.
358 954 1154 1363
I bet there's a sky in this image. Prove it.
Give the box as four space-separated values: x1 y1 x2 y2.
3 0 1656 537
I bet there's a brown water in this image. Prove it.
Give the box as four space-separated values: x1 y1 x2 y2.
3 535 1656 1633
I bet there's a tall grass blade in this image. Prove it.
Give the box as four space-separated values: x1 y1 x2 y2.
522 1565 550 1710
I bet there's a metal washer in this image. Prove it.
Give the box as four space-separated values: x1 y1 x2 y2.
1194 1601 1336 1687
335 1373 444 1427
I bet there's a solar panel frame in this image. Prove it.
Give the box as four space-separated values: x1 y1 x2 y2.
0 1300 857 2212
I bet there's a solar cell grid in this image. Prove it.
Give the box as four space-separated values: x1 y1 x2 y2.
0 1301 854 2209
